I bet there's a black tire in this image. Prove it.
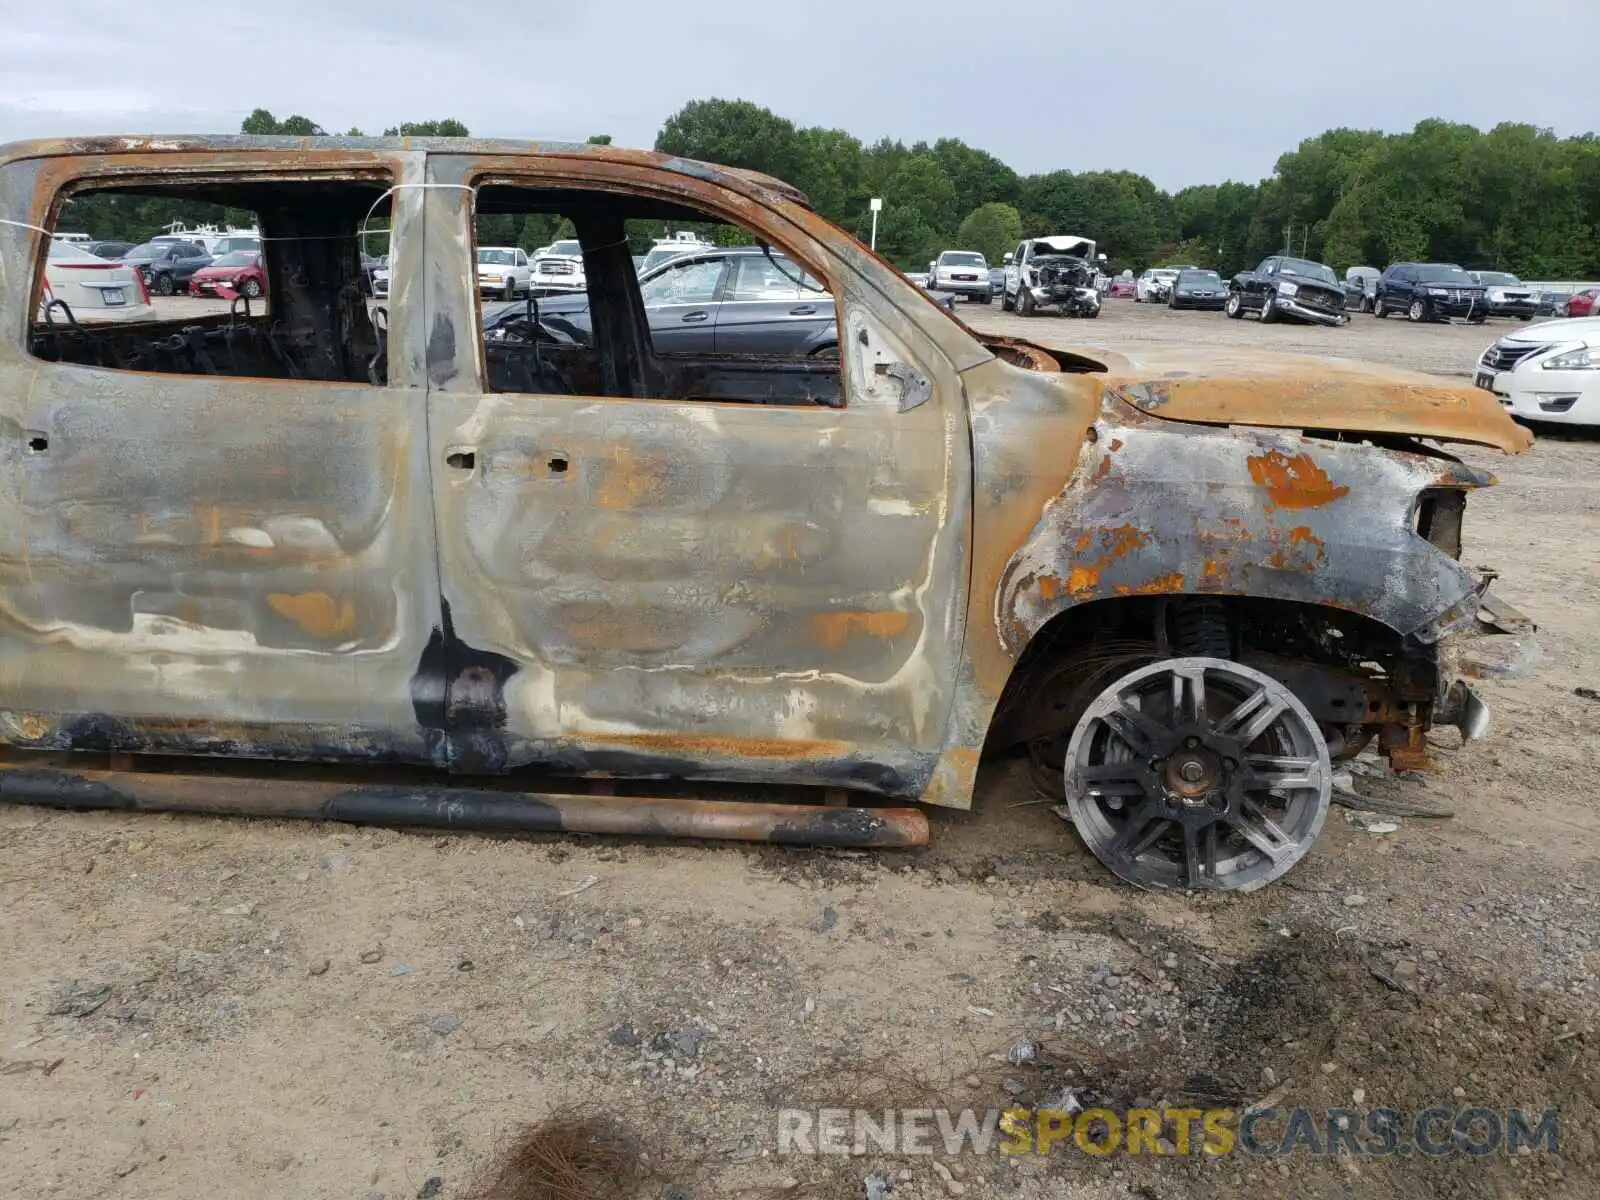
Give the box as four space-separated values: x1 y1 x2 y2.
242 277 263 299
503 278 517 301
154 272 175 297
975 293 991 305
1225 292 1244 319
1001 288 1015 312
1407 298 1427 323
810 344 839 360
1081 305 1099 319
1017 286 1035 317
1373 295 1389 318
1260 295 1279 324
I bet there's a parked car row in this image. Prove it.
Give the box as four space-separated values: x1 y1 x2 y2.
1113 255 1579 329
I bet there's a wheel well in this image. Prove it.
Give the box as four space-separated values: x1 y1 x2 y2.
983 594 1426 759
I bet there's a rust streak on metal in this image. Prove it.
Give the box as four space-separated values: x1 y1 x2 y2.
267 592 357 638
810 611 913 651
1246 450 1350 510
584 732 852 760
1113 572 1186 596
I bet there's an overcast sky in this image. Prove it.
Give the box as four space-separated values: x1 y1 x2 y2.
3 0 1596 192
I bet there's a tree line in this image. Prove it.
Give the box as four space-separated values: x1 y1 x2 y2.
61 103 1600 282
654 99 1600 279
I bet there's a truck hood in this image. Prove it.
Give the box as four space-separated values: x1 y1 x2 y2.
1084 345 1532 452
1035 235 1095 258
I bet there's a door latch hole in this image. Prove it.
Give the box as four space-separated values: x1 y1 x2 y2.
547 455 569 475
25 434 48 453
445 451 476 471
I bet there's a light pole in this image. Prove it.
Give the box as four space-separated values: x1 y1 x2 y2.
869 197 882 252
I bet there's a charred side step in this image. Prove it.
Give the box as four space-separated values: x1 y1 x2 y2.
0 754 929 849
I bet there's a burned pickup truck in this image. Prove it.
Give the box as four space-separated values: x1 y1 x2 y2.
0 135 1533 892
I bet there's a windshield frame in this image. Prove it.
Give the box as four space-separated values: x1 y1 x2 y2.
939 252 987 268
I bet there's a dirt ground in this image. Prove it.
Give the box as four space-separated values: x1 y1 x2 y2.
2 303 1595 1200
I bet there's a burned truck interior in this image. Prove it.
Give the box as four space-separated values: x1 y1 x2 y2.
29 175 844 408
472 183 842 407
31 175 390 383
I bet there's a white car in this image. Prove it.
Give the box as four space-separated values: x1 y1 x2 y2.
40 239 153 322
529 238 586 295
1135 267 1190 303
477 246 531 299
928 250 992 302
640 232 715 274
1475 317 1600 424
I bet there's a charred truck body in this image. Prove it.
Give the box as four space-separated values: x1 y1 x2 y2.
0 135 1536 892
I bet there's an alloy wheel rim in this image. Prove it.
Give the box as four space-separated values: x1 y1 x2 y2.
1063 657 1330 892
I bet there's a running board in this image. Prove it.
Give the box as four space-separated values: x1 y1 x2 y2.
0 756 929 849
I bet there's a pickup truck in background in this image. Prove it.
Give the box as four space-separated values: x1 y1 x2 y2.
1226 256 1348 326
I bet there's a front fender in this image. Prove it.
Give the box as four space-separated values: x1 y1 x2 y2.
998 414 1490 648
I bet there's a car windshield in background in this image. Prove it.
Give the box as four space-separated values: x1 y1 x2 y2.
548 240 581 257
478 249 516 266
1415 264 1475 284
122 243 166 261
1477 271 1520 286
640 249 682 273
212 251 258 268
1178 271 1223 286
1282 258 1337 285
942 252 986 267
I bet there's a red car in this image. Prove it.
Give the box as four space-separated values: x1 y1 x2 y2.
1565 287 1600 318
1108 276 1137 298
188 251 265 299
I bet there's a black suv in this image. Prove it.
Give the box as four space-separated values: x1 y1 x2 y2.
1373 263 1487 324
122 240 212 296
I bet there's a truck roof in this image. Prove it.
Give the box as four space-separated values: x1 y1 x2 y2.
0 135 815 211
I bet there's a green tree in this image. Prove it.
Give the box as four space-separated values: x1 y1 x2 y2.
927 138 1020 215
956 202 1023 262
655 99 809 188
240 109 326 136
383 119 470 137
586 134 613 145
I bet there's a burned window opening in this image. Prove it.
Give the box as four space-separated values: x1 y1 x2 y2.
29 176 393 387
472 183 844 408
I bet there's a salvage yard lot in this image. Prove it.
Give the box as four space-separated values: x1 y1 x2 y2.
1 303 1596 1200
964 295 1507 377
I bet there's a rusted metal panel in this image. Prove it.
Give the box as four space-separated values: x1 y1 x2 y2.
998 410 1490 647
418 154 973 795
1091 345 1532 452
0 148 441 761
0 752 930 847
